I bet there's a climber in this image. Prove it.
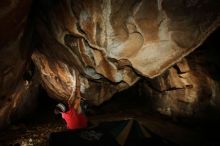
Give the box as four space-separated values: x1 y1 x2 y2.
55 99 88 130
54 72 88 130
49 72 120 146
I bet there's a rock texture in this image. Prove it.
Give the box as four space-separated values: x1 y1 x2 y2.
142 42 220 116
0 0 40 128
0 0 220 128
32 0 220 105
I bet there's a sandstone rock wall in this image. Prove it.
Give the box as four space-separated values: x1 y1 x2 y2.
0 0 40 129
142 46 220 116
32 0 220 105
0 0 220 128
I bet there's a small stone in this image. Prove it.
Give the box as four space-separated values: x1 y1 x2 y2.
29 138 33 143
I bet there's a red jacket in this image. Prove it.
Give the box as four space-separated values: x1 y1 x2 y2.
61 107 88 130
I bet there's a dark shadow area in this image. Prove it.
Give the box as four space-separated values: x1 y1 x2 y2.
187 27 220 80
0 87 65 146
90 82 149 115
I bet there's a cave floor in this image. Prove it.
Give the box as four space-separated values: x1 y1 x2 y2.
0 105 66 146
1 109 220 146
0 94 220 146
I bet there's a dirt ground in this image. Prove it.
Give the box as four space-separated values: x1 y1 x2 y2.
0 105 65 146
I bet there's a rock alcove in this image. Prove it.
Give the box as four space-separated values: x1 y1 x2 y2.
0 0 220 145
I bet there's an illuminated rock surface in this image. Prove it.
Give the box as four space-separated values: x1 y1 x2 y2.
0 0 220 128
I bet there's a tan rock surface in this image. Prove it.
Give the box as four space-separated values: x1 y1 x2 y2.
0 0 220 128
32 0 220 104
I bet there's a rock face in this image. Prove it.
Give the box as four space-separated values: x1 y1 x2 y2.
32 0 220 105
142 29 220 116
142 57 220 116
0 0 40 128
0 0 220 128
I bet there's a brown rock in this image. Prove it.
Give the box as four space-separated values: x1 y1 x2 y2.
32 0 219 105
142 55 220 116
0 0 220 125
0 0 39 128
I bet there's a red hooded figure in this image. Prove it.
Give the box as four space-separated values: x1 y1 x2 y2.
61 105 88 129
55 101 88 130
56 71 88 130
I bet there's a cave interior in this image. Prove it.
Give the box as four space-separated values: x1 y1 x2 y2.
0 0 220 146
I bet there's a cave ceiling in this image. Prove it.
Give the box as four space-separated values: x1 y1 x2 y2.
0 0 220 128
